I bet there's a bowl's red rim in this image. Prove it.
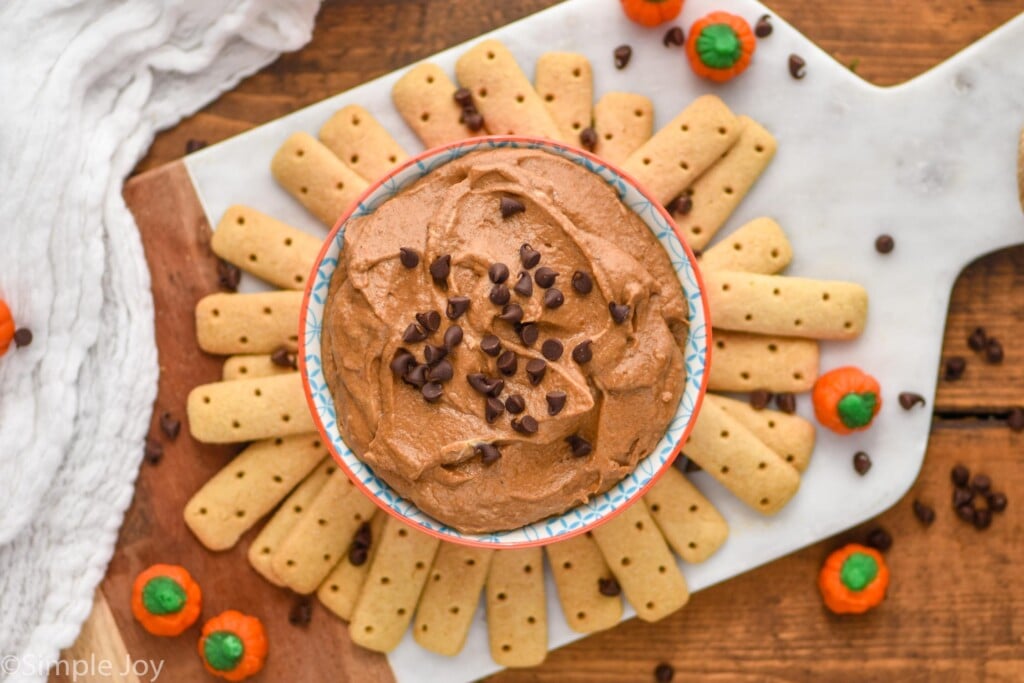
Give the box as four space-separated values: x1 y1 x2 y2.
298 135 713 549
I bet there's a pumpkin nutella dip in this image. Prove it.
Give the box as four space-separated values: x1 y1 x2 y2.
321 147 688 533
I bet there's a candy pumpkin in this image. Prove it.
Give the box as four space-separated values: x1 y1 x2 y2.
685 12 757 83
131 564 202 636
199 610 268 681
818 543 889 614
812 366 882 435
0 300 14 356
620 0 684 27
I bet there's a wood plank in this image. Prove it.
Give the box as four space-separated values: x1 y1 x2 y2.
53 594 140 683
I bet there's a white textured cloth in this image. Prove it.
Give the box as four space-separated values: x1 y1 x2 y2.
0 1 320 678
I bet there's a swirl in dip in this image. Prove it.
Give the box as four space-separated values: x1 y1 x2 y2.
321 147 688 534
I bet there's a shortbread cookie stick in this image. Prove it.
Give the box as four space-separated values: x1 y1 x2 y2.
211 206 321 290
535 52 593 142
184 434 327 550
222 354 294 381
699 217 792 274
248 458 336 586
350 517 441 653
413 544 494 656
319 105 409 183
590 503 689 623
187 373 314 443
644 468 728 563
195 290 302 355
704 270 868 340
673 116 778 250
709 394 816 472
622 95 741 205
455 40 564 142
709 330 819 393
593 92 654 166
545 533 623 634
317 512 387 621
272 474 378 594
271 132 369 226
392 63 480 148
486 548 547 668
684 398 801 514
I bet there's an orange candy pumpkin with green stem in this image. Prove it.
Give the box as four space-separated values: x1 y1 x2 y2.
818 543 890 614
131 564 202 636
620 0 684 27
199 610 268 682
685 12 757 83
0 300 14 356
812 366 882 435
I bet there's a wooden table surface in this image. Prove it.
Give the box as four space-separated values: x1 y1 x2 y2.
67 1 1024 681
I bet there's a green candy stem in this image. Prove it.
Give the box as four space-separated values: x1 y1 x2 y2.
837 392 877 429
840 552 879 591
204 631 245 672
141 576 187 616
696 24 742 70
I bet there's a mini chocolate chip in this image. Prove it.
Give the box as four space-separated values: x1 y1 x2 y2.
987 491 1008 513
467 373 491 395
144 438 164 465
490 284 511 306
476 442 502 464
614 44 632 69
511 415 539 435
404 364 428 388
352 521 372 549
499 303 524 324
444 325 463 350
481 335 502 356
519 323 539 347
289 597 313 627
271 346 298 369
519 243 541 269
427 359 454 383
501 197 526 218
399 247 420 269
485 397 505 424
349 545 369 566
985 338 1004 364
546 391 567 416
13 328 32 348
970 473 991 494
429 254 451 285
217 259 241 291
416 310 442 332
853 451 872 475
955 502 976 523
566 434 592 457
951 463 970 487
1009 407 1024 432
497 350 518 376
953 487 974 509
526 358 548 385
160 412 181 440
580 127 597 151
912 500 936 526
489 262 510 284
663 26 685 47
865 527 892 552
505 394 526 414
874 234 894 254
541 339 564 361
185 138 208 154
944 356 967 380
654 663 675 683
390 350 415 377
453 87 473 107
421 382 444 403
544 288 565 309
464 111 485 132
609 302 630 324
755 14 773 38
775 392 797 414
423 344 448 365
534 267 558 288
749 389 773 410
973 507 993 530
666 194 693 216
572 271 593 294
598 576 621 597
514 271 534 297
446 296 470 320
968 326 988 351
402 323 427 343
572 340 593 364
789 54 807 79
898 392 926 410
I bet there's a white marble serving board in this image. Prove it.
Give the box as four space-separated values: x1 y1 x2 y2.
184 0 1024 680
